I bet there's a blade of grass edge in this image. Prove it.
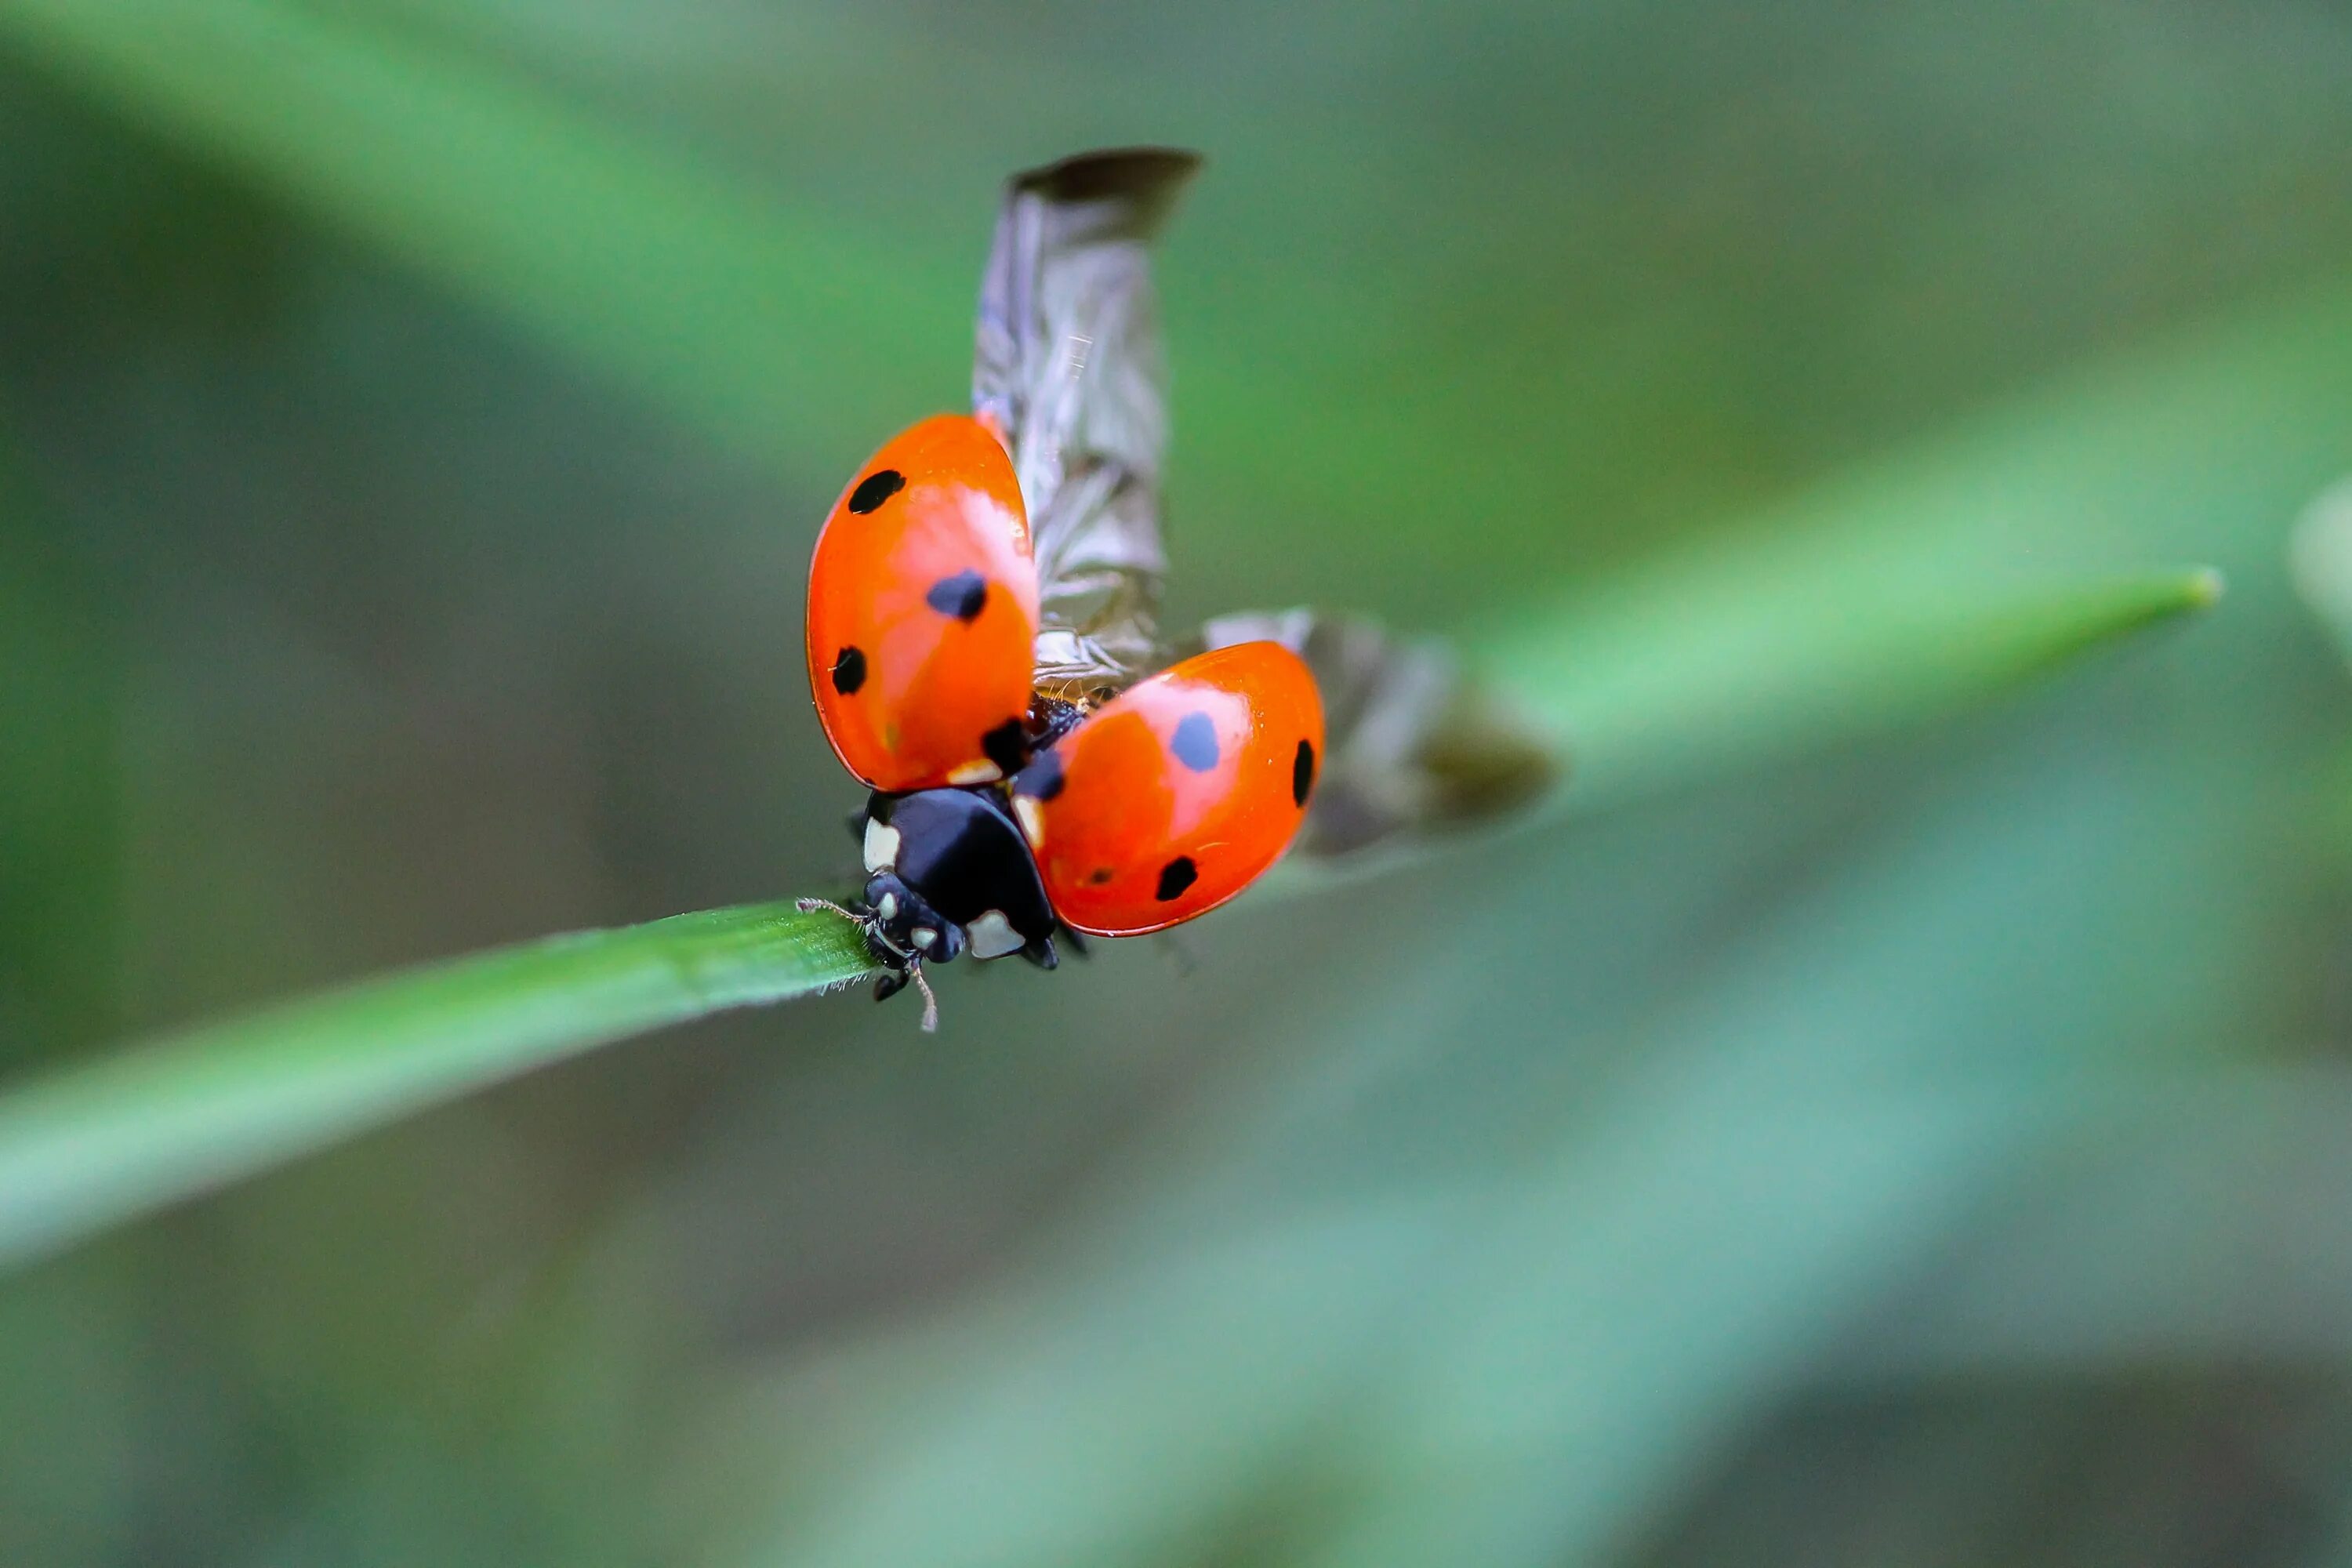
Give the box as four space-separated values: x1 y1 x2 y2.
0 903 875 1270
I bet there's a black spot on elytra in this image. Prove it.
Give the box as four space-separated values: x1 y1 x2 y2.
1156 856 1198 901
926 570 988 622
1087 866 1115 885
1171 712 1219 772
981 718 1027 776
1014 749 1065 801
1293 739 1316 806
830 645 866 695
848 470 904 514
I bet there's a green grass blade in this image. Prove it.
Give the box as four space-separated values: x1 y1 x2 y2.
0 903 873 1270
1501 566 2223 815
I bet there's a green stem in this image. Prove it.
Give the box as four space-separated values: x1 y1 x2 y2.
0 903 874 1269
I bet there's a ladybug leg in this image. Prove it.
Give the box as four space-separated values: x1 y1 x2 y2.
906 962 941 1032
869 960 941 1031
1057 926 1091 960
1020 934 1058 971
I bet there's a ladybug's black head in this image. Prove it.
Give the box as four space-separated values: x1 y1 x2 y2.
860 869 966 967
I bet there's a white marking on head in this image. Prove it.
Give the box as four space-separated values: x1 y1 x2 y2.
876 891 898 921
1011 793 1046 848
911 927 938 949
946 758 1004 786
862 818 901 873
965 910 1024 960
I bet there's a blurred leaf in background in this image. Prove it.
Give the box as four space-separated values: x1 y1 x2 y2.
0 2 2350 1566
0 454 123 1073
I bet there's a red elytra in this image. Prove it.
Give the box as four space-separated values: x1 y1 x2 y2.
1008 641 1323 937
804 416 1040 793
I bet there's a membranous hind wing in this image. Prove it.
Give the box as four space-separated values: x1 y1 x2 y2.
1191 609 1560 857
974 148 1200 699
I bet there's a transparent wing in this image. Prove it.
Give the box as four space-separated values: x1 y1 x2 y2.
1191 608 1561 856
975 147 1200 695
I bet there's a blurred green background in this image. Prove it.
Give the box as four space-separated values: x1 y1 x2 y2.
4 1 2352 1563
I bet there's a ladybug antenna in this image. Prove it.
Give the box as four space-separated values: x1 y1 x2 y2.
797 895 866 924
908 962 941 1033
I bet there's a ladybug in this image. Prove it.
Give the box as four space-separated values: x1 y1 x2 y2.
800 412 1324 1025
797 150 1326 1026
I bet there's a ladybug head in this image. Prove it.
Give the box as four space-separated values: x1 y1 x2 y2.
861 869 967 967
